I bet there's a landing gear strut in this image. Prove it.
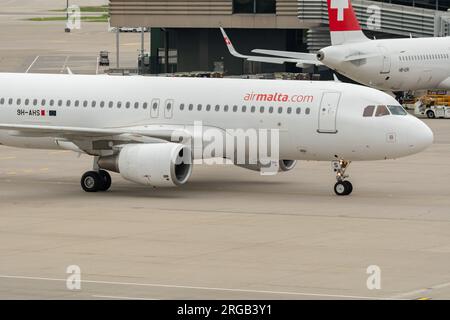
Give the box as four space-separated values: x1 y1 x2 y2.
332 160 353 196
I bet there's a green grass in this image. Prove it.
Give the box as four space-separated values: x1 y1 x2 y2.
27 14 109 23
52 5 109 13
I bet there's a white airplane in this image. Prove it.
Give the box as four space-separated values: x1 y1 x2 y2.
0 73 433 196
222 0 450 92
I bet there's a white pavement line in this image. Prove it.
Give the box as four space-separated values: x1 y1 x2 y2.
25 56 39 73
92 295 157 300
392 281 450 299
60 56 70 74
0 274 395 300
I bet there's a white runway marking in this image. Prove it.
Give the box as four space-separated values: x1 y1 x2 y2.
392 281 450 299
92 295 157 300
60 56 70 74
25 56 39 73
0 274 397 300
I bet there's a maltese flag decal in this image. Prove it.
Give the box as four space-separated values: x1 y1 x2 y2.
327 0 361 32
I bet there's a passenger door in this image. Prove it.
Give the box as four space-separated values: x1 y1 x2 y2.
318 92 341 134
378 46 391 74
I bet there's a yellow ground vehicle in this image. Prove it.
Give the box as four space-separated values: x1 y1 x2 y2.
414 91 450 119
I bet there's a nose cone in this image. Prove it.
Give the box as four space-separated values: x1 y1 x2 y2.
408 118 434 153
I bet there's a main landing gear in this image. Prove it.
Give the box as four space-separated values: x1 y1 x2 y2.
81 157 112 192
81 170 112 192
332 159 353 196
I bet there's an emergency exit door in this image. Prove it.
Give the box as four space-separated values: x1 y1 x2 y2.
318 92 341 134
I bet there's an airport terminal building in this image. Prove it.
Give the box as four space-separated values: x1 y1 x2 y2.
109 0 450 75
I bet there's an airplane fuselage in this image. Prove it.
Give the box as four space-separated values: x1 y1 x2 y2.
320 37 450 91
0 73 432 162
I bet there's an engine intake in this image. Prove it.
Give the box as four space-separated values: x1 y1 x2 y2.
98 143 192 187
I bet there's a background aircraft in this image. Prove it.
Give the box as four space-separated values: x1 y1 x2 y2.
222 0 450 92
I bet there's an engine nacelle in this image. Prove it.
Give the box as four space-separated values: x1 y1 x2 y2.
279 160 297 172
236 160 297 173
98 143 192 187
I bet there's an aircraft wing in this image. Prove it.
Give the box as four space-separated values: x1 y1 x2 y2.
0 124 190 140
251 49 320 62
220 28 323 67
0 124 192 154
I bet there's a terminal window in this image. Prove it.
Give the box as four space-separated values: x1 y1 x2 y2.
233 0 276 14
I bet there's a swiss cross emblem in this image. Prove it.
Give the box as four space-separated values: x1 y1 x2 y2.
330 0 350 22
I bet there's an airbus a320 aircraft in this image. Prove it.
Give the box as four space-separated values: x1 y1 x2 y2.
0 73 432 195
222 0 450 91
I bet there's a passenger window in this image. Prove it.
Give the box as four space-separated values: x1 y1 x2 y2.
251 106 256 113
0 98 4 105
242 106 247 112
8 98 13 105
375 105 390 117
125 102 130 109
189 104 194 111
143 102 148 109
233 105 238 112
287 107 292 114
101 101 106 108
25 99 29 106
363 105 375 117
206 104 211 111
224 105 229 112
260 107 264 113
305 108 310 115
66 100 71 107
134 102 139 109
83 101 88 107
180 103 185 110
197 104 202 111
278 107 283 114
58 100 63 107
215 105 220 112
41 99 45 105
16 98 21 105
33 99 37 106
117 102 122 109
296 108 301 114
269 107 274 114
109 101 113 108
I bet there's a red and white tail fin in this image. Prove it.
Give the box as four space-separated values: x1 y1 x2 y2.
327 0 369 45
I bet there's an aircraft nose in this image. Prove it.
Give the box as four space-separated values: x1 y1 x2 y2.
409 118 434 152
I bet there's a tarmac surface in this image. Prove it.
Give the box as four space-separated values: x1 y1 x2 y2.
0 0 449 300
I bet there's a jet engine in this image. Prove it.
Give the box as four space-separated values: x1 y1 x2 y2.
98 143 192 187
236 160 297 173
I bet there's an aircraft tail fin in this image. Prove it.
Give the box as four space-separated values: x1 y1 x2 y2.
327 0 369 45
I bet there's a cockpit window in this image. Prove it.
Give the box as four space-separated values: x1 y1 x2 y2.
388 105 408 116
363 106 375 117
375 105 390 117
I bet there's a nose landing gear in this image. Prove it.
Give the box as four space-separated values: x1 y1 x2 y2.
332 160 353 196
